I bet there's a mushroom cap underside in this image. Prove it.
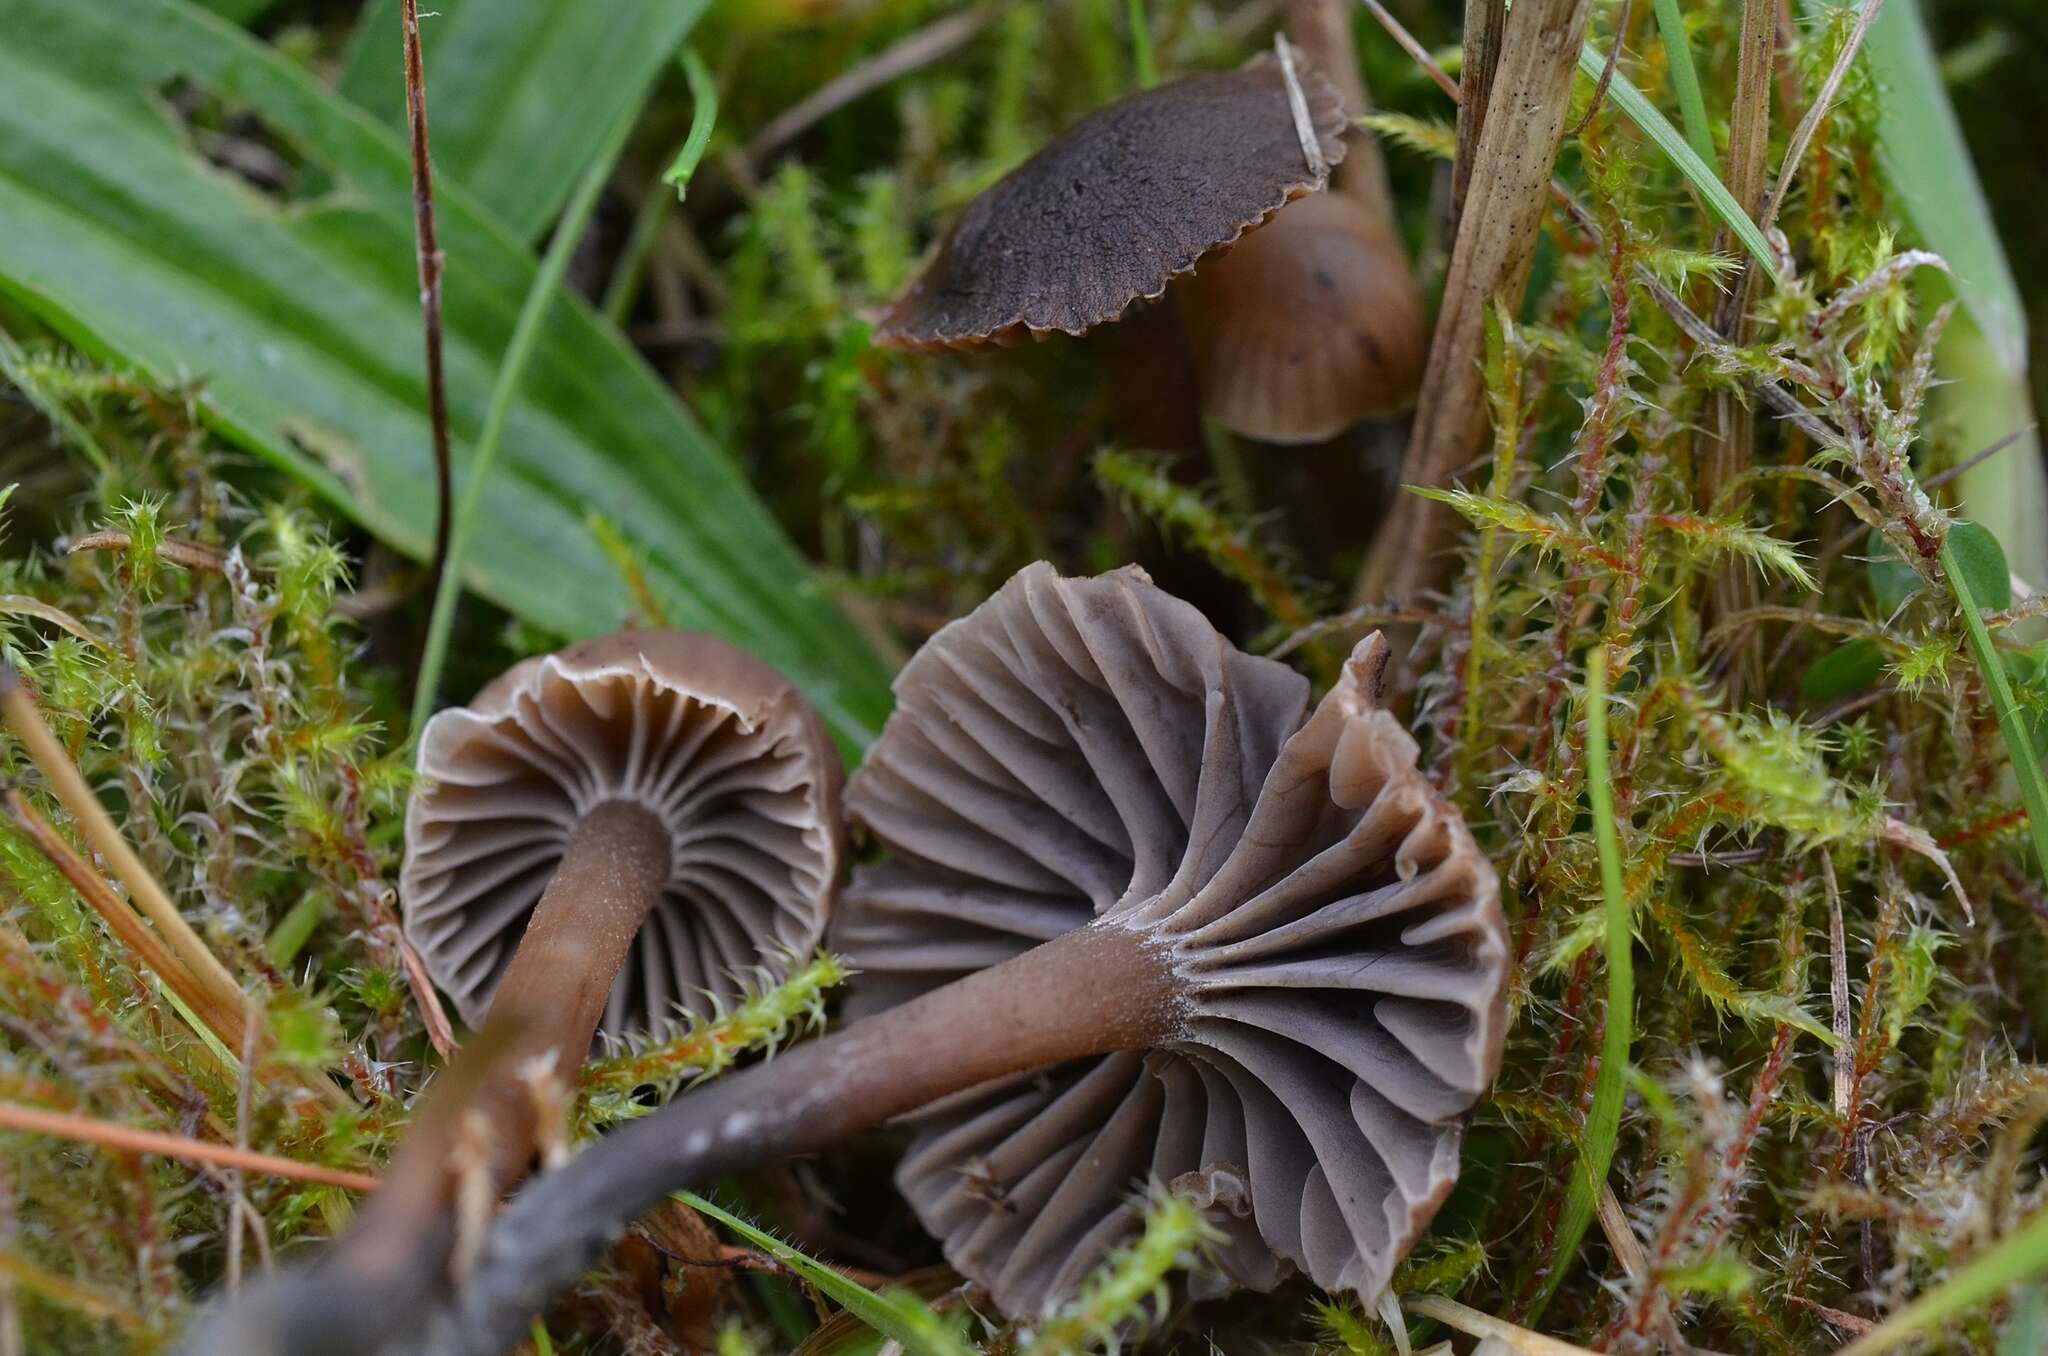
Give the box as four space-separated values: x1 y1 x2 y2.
873 56 1350 353
402 631 842 1040
835 563 1507 1314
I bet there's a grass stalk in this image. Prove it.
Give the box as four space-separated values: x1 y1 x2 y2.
1837 1203 2048 1354
411 100 641 737
1127 0 1157 88
602 47 718 326
1940 536 2048 880
1648 0 1712 167
0 669 246 1023
1530 647 1634 1318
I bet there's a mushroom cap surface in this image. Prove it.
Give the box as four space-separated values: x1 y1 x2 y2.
1179 190 1427 442
402 632 842 1039
835 564 1506 1314
873 57 1349 352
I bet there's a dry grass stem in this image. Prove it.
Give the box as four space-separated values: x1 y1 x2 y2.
0 1103 380 1192
0 667 247 1020
1353 0 1593 609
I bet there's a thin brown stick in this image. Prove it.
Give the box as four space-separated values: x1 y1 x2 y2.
0 669 247 1025
1352 0 1594 609
401 0 454 619
1405 1294 1600 1356
228 1004 259 1294
1449 0 1506 233
1923 424 2034 491
0 1103 380 1193
744 6 995 165
0 1156 20 1356
0 784 245 1054
1356 0 1459 101
1759 0 1886 238
66 531 228 575
1701 0 1779 677
1822 853 1853 1121
1567 0 1631 140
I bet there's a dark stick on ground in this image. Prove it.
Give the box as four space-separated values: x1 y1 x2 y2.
401 0 453 631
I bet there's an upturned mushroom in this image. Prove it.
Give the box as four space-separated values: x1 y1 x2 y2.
400 630 843 1109
417 563 1506 1356
177 633 845 1356
1176 0 1427 441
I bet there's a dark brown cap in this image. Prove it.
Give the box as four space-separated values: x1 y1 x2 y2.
835 564 1506 1313
874 55 1350 352
401 632 842 1040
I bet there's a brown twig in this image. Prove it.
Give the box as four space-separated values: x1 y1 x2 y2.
1700 0 1780 680
0 785 246 1056
0 1102 380 1193
1447 0 1506 232
401 0 454 619
1567 0 1631 140
743 6 996 166
1758 0 1887 238
1923 424 2035 491
1352 0 1594 609
1355 0 1460 101
66 530 228 575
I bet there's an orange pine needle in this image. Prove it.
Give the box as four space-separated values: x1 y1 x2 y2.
0 1102 380 1193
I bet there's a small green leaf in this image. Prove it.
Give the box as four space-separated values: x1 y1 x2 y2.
1947 519 2013 611
1867 538 1925 614
1803 638 1887 701
677 1193 973 1356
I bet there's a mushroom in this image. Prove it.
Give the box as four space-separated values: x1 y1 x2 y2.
874 57 1348 352
420 563 1506 1356
400 630 843 1093
175 634 846 1356
1176 0 1427 442
872 51 1349 452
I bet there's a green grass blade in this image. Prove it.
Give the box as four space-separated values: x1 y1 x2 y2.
0 0 892 749
1127 0 1157 88
338 0 710 241
664 46 719 200
677 1192 972 1356
413 97 642 738
1578 43 1781 284
1649 0 1715 167
1530 647 1635 1319
1850 0 2048 583
1839 1203 2048 1354
1940 536 2048 881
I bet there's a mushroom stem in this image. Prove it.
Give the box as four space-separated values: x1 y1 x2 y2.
428 921 1184 1356
488 800 674 1076
288 804 674 1307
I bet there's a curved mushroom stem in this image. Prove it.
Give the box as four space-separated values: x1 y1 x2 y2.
421 921 1184 1356
179 804 678 1356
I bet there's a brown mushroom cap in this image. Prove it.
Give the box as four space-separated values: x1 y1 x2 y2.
402 631 842 1040
873 56 1350 352
1178 190 1427 442
836 564 1506 1312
